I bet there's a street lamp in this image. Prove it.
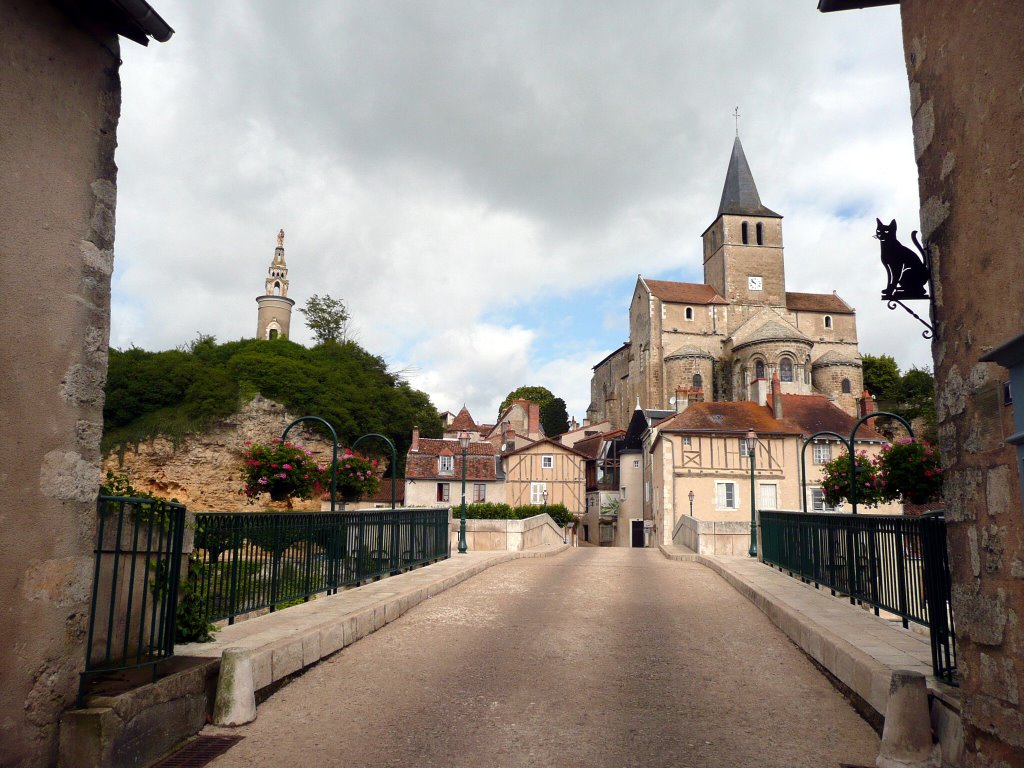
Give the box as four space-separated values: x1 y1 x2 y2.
457 430 470 554
688 489 694 516
542 487 548 507
745 429 758 558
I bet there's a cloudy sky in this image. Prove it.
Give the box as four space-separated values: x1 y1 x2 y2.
114 1 926 425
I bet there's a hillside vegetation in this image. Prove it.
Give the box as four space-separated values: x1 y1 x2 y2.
103 335 442 470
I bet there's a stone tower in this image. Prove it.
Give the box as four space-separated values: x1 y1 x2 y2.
256 229 295 340
701 136 786 311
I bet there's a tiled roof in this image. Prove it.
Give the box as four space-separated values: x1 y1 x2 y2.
732 319 812 350
812 349 861 367
665 343 715 359
573 430 626 459
322 481 405 505
786 291 854 314
503 437 590 460
405 451 497 481
644 279 729 305
657 401 804 435
779 395 886 441
413 438 497 457
448 406 477 431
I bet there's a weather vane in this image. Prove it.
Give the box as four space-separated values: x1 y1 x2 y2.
734 106 740 137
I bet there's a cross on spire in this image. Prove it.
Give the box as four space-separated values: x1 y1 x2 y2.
734 106 741 137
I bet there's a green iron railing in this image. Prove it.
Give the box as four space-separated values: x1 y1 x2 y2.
192 508 449 624
80 495 187 704
760 509 956 684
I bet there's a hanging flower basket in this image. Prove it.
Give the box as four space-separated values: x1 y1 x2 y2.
240 439 322 504
325 449 381 503
878 438 943 504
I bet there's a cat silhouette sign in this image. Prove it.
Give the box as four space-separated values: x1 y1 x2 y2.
875 218 931 300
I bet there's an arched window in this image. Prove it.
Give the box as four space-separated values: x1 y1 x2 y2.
842 378 852 394
756 222 764 245
755 360 765 379
693 373 703 390
685 306 694 321
779 357 793 382
273 281 282 296
741 221 749 244
268 328 278 340
824 315 833 329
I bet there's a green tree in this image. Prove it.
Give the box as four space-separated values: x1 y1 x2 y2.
862 354 902 401
498 385 555 416
540 397 570 436
300 293 349 344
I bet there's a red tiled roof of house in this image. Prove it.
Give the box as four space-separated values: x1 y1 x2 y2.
644 279 729 305
786 291 854 314
322 481 405 505
779 394 886 441
405 452 497 482
657 401 804 435
414 438 497 456
448 406 477 431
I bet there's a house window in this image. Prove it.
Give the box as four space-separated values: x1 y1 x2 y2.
716 482 738 510
756 222 764 245
693 373 703 390
542 455 554 469
842 378 852 394
438 455 454 475
436 483 450 502
779 357 793 382
759 483 778 510
824 315 833 329
682 436 692 447
473 483 486 502
811 488 836 512
755 360 765 379
813 443 832 465
739 438 755 459
685 306 694 321
741 221 749 244
530 482 547 504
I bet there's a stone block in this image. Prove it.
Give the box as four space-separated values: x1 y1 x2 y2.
301 631 321 667
251 649 273 690
320 622 346 657
271 638 304 681
212 648 256 727
877 670 938 768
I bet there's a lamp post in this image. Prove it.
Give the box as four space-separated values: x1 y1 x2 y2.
458 430 470 554
688 489 694 516
542 487 548 507
746 429 758 558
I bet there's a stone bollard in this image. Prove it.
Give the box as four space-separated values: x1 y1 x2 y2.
213 647 257 726
877 670 939 768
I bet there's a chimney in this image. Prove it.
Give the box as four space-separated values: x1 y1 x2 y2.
860 389 876 418
411 427 420 452
528 402 541 438
771 372 783 420
582 418 590 427
675 386 689 414
692 386 705 403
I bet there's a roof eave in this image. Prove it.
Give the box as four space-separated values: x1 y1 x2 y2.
818 0 899 12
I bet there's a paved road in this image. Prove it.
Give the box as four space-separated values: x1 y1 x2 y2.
207 548 879 767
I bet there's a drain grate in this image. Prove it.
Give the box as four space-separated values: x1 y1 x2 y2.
152 735 244 767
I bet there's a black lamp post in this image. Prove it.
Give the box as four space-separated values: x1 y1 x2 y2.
457 430 470 554
688 489 694 516
746 430 758 557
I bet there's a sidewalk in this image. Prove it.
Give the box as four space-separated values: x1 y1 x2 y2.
659 543 963 762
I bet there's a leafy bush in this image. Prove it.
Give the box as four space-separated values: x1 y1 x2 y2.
878 438 943 504
460 502 574 528
325 449 381 500
820 451 887 508
240 439 322 502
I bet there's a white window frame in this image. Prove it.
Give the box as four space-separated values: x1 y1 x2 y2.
810 487 837 512
530 482 547 505
682 436 692 447
824 315 833 329
812 443 832 465
473 483 486 502
685 306 694 321
632 459 640 468
541 455 554 470
738 438 755 459
438 455 454 475
715 481 738 510
436 482 450 503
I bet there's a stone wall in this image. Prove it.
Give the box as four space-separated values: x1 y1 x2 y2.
899 3 1024 765
0 4 123 764
102 396 337 512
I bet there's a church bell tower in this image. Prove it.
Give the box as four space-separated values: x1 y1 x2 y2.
256 229 295 340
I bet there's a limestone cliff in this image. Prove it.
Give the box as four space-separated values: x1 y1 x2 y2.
101 395 335 511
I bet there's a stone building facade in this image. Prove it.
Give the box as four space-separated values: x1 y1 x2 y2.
589 138 863 431
256 229 295 340
821 3 1024 765
0 3 172 765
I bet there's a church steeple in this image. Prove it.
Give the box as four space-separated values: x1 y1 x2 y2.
717 137 780 218
256 229 295 340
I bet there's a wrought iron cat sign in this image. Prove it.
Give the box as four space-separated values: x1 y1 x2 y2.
874 218 934 338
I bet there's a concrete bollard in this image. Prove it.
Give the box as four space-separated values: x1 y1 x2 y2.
213 647 257 727
876 670 939 768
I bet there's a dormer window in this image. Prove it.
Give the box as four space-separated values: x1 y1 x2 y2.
685 306 694 321
439 455 454 475
824 315 833 329
741 221 749 244
756 222 764 245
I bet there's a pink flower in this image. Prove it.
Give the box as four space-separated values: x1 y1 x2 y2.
283 463 293 470
258 477 268 485
278 472 287 480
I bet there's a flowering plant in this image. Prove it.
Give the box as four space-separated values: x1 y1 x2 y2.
240 439 321 502
325 449 380 500
877 438 943 504
820 450 887 508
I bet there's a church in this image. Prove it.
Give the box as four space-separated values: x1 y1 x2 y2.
588 137 864 430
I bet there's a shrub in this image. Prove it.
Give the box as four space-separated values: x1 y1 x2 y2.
878 438 943 504
325 449 381 500
459 502 574 528
240 439 321 502
819 451 887 508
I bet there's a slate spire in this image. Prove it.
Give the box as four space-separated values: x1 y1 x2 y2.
717 137 781 218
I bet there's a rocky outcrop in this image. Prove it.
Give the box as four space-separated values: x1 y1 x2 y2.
102 395 335 511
